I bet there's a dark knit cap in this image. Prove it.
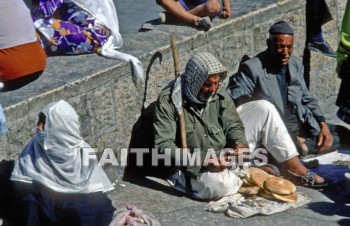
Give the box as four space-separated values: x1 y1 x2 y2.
269 21 294 35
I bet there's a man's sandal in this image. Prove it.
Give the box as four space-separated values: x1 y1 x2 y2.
288 170 328 188
304 171 329 188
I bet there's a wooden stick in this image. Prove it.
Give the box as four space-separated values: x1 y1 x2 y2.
171 34 187 149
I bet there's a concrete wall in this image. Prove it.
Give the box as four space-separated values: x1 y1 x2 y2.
0 0 346 179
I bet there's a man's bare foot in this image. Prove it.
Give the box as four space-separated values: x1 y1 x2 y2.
310 172 325 184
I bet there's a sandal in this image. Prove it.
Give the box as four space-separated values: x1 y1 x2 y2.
288 170 328 188
303 170 329 188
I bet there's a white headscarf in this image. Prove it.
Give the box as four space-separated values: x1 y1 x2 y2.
11 100 114 194
171 52 227 110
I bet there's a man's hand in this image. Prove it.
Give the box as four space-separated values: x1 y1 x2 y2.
220 0 231 19
233 143 249 156
220 7 231 19
204 157 227 172
207 159 227 172
316 122 333 152
203 148 238 173
203 143 249 172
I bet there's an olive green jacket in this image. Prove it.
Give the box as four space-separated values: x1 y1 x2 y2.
153 85 247 178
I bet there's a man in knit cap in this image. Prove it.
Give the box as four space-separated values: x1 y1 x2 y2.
227 21 350 187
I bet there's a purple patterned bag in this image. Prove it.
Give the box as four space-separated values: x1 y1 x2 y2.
32 0 111 55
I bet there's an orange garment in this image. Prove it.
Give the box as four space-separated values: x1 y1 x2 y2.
0 41 46 82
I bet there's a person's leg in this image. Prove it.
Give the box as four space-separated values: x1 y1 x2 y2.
236 100 325 183
279 156 324 183
237 100 298 162
306 0 322 42
305 0 336 57
156 0 198 24
187 0 221 17
156 0 212 30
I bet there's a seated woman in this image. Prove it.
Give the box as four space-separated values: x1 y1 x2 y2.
30 0 143 79
10 100 115 226
0 0 46 92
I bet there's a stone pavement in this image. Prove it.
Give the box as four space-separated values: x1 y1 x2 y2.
107 175 350 226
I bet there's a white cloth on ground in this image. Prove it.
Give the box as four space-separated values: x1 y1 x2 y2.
11 100 114 194
168 168 244 200
204 192 311 218
237 100 299 163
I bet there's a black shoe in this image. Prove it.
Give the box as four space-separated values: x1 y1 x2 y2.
306 40 336 58
197 16 211 31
